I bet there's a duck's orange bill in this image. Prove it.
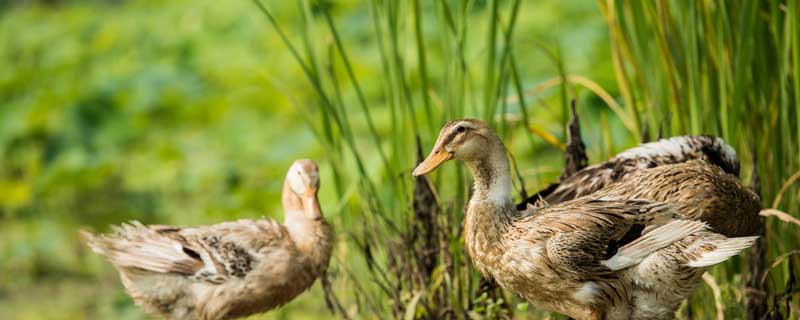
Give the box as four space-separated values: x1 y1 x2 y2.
412 149 453 176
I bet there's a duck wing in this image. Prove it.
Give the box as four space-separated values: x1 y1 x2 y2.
82 219 287 284
597 160 762 237
517 135 739 209
630 231 758 305
537 199 704 276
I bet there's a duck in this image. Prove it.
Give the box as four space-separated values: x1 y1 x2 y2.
518 135 740 209
413 119 757 320
82 159 333 320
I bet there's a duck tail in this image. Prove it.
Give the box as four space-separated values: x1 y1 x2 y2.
81 229 112 257
80 222 202 275
687 236 758 268
602 220 708 270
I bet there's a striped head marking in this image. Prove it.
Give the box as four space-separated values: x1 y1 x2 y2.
413 119 492 176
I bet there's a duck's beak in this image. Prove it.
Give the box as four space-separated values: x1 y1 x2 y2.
413 147 453 176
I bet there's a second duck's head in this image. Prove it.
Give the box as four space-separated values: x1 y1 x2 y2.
287 159 320 197
284 159 324 221
413 119 502 176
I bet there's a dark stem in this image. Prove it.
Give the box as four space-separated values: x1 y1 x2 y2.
746 147 767 319
561 99 587 180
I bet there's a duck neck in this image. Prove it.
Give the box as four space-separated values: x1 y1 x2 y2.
463 139 516 273
282 185 333 274
465 139 514 205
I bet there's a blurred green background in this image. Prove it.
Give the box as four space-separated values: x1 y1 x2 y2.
1 0 798 319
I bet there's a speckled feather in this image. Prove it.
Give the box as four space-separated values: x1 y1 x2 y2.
519 162 761 319
620 230 757 319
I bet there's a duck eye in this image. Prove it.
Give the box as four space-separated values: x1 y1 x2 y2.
457 126 466 133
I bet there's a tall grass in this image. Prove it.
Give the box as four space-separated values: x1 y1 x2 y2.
254 0 800 318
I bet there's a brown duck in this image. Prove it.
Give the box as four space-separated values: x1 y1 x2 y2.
82 159 333 320
413 119 758 320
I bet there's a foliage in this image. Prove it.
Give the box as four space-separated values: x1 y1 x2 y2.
0 0 798 319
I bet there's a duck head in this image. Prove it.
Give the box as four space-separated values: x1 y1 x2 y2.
414 119 512 203
413 119 499 176
284 159 323 220
287 159 320 196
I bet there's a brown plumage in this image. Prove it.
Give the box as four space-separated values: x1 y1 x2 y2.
514 128 761 318
518 135 740 209
598 160 761 237
413 119 757 320
82 159 333 320
591 161 762 318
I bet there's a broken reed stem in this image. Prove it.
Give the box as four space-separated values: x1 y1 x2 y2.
640 120 650 143
746 149 768 319
560 99 588 180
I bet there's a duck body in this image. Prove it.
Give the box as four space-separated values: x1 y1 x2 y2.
468 192 746 320
467 198 681 320
454 144 643 319
83 160 332 320
97 219 330 320
414 119 758 320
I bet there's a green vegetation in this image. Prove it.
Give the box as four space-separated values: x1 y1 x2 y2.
0 0 797 319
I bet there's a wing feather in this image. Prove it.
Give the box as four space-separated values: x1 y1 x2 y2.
542 199 685 275
81 222 203 275
82 218 287 283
